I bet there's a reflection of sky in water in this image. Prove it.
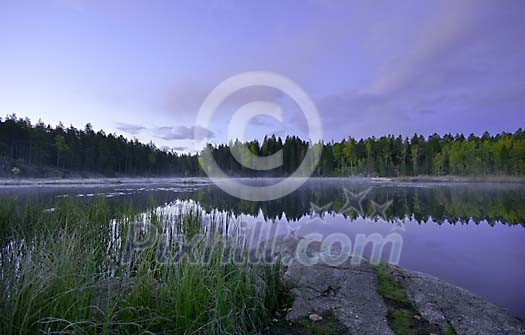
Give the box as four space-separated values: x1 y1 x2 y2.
1 178 525 316
155 197 525 317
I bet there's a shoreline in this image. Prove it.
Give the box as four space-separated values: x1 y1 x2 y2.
1 175 525 186
0 177 211 186
390 175 525 184
268 236 525 334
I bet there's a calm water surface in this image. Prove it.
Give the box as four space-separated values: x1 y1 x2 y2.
1 178 524 316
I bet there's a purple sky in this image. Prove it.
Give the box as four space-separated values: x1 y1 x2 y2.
1 0 524 152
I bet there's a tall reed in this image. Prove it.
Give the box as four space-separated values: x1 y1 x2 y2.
0 198 282 334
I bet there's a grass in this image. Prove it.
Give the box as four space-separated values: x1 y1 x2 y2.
268 312 346 335
376 263 444 335
376 262 418 335
376 264 411 304
444 323 458 335
0 197 283 334
285 313 343 335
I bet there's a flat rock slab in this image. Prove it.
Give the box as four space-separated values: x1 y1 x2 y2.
391 267 525 335
270 237 525 335
284 258 394 335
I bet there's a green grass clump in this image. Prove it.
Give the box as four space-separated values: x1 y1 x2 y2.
388 309 416 335
376 263 444 335
376 264 410 304
293 315 340 335
376 264 417 335
0 198 283 335
444 323 458 335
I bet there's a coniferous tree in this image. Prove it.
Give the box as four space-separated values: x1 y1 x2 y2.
0 115 524 177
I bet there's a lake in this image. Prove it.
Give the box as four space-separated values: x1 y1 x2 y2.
1 178 524 316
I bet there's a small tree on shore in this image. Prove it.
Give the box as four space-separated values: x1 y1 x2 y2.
55 135 69 168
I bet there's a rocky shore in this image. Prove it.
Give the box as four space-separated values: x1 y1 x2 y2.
266 236 525 335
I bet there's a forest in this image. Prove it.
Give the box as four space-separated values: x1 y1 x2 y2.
1 114 524 177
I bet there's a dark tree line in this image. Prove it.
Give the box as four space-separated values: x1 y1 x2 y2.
0 115 198 176
1 114 524 177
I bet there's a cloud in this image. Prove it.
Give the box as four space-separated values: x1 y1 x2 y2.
156 0 525 143
115 122 145 135
154 125 215 140
370 1 525 96
161 145 187 152
265 129 287 138
98 1 525 144
308 0 525 140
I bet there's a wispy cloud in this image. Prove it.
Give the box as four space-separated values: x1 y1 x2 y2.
115 122 145 135
155 125 215 140
4 0 523 145
161 145 187 152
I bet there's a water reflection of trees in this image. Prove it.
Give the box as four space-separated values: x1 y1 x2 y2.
2 182 523 227
182 184 525 226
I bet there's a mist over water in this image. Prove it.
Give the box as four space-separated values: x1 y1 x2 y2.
1 178 524 316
